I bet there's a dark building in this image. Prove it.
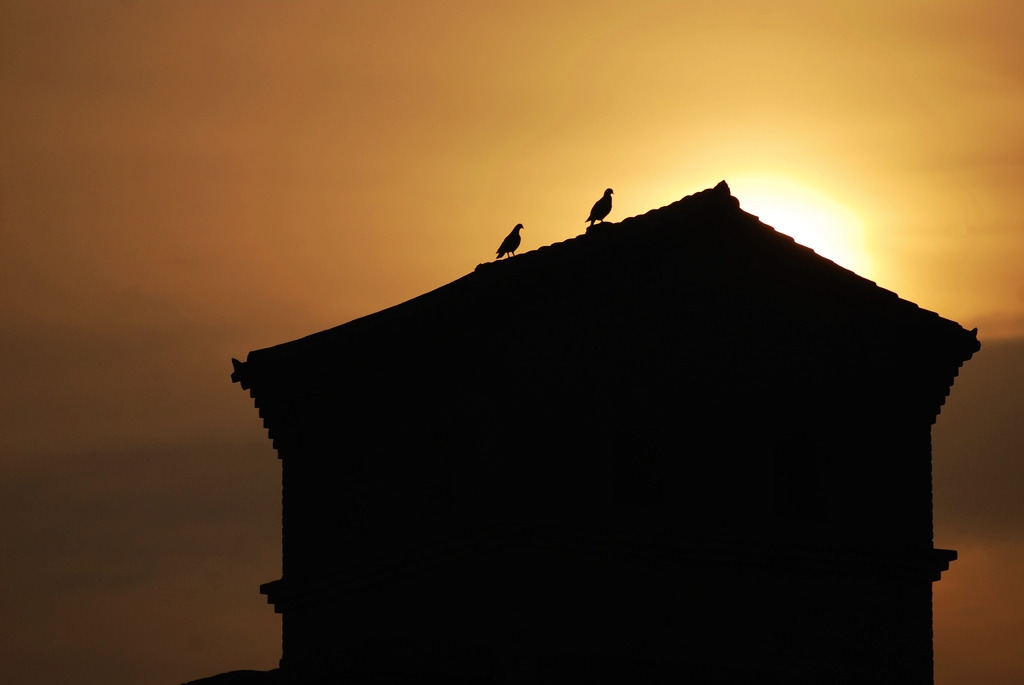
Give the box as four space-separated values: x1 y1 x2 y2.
231 182 980 684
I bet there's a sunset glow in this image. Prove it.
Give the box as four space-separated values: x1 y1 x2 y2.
2 2 1023 684
731 177 873 278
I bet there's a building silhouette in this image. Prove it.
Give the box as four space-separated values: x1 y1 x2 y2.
230 182 980 684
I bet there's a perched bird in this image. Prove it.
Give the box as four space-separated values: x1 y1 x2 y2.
586 188 614 226
496 223 524 259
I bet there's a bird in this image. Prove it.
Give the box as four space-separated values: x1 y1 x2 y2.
496 223 524 259
586 188 614 226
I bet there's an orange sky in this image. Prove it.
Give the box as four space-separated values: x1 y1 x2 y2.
1 2 1023 683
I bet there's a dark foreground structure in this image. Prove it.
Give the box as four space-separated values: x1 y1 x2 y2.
229 182 979 684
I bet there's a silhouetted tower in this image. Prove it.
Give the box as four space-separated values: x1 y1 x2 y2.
232 182 979 685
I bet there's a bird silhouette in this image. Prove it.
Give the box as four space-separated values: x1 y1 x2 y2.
586 188 614 226
496 223 524 259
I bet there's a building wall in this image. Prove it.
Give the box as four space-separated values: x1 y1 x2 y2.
277 378 939 581
279 539 936 684
270 376 942 683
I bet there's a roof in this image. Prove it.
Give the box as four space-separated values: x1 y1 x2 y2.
231 181 979 394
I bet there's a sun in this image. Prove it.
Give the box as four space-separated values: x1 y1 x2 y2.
728 176 873 278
